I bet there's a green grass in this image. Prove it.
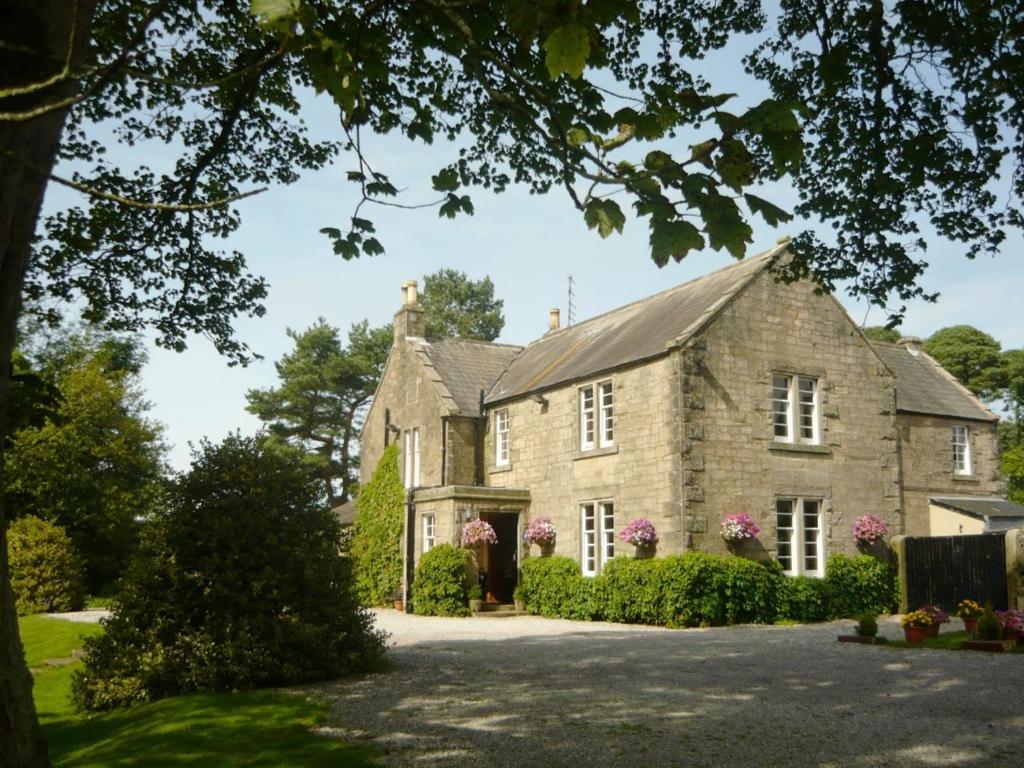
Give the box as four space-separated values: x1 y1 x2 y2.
20 616 378 767
888 629 1024 653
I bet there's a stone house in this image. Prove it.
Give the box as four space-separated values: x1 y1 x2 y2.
360 244 1004 601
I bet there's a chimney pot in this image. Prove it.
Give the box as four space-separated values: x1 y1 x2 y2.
549 308 561 331
899 336 923 356
401 280 419 306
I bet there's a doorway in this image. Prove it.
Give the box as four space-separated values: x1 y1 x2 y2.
480 512 519 603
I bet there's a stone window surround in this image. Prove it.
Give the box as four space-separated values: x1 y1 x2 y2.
952 424 971 476
579 378 615 452
422 513 435 553
495 408 510 468
775 495 826 578
767 364 829 448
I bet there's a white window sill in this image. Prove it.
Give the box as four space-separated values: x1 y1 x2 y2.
489 464 513 475
951 473 980 483
574 445 619 461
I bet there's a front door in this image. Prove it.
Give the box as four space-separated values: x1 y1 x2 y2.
481 512 519 603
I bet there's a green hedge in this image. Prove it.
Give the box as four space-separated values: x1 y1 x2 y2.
519 551 896 627
412 545 470 617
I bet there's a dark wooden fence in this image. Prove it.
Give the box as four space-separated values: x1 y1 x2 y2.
903 533 1007 612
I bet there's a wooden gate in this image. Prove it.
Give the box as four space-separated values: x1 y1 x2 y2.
903 533 1007 612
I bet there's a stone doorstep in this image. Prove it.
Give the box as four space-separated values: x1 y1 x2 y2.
472 603 528 618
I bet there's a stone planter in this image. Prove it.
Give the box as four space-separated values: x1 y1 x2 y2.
633 543 656 560
837 635 888 645
514 599 526 612
469 599 483 613
961 638 1016 653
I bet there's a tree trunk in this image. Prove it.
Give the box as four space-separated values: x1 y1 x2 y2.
0 3 94 765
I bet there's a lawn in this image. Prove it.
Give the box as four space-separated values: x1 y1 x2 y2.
887 629 1024 653
21 616 379 767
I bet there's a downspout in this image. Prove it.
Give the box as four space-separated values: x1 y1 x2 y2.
441 416 449 486
403 488 415 613
475 389 486 486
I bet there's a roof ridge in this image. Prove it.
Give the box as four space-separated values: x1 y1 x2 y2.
425 337 524 350
534 244 782 344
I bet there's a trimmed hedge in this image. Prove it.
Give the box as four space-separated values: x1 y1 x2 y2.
9 515 85 615
519 550 897 627
412 545 471 617
351 445 405 606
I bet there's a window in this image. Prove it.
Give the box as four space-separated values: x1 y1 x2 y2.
495 409 510 466
953 426 971 475
580 380 613 451
422 514 435 553
412 428 420 487
403 430 412 489
772 374 819 444
776 498 824 577
581 501 615 576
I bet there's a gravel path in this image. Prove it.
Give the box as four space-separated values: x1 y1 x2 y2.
314 610 1023 768
41 610 110 623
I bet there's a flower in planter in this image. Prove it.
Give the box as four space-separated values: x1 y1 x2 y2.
996 609 1024 633
900 609 935 628
523 517 556 548
720 514 760 544
956 599 984 618
920 604 949 624
461 519 497 547
618 518 658 547
851 514 889 545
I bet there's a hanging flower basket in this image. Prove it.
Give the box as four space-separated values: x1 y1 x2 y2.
720 514 760 546
461 519 497 547
852 515 889 546
619 518 658 558
523 517 556 556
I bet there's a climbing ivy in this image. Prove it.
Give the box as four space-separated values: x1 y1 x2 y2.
350 446 405 606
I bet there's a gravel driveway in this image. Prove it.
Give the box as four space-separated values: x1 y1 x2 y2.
314 610 1023 767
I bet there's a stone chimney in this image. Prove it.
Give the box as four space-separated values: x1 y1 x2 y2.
549 308 561 332
394 279 425 343
899 336 923 356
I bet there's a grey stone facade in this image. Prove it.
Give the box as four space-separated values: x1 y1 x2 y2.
360 251 1003 583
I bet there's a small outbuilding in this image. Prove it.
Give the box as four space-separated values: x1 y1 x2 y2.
928 496 1024 535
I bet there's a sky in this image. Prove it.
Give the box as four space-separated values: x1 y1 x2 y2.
38 27 1024 471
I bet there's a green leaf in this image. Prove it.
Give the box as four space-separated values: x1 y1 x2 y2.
715 139 755 193
439 193 474 219
362 237 385 256
543 25 590 79
644 151 672 171
431 168 460 192
250 0 298 25
649 220 704 267
744 194 793 227
566 127 591 147
700 195 753 258
350 217 375 232
584 199 626 239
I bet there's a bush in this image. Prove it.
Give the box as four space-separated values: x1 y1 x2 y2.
412 545 470 617
350 446 405 606
658 553 784 627
8 515 85 615
824 554 896 618
778 576 830 623
71 434 386 711
519 556 587 618
600 558 665 624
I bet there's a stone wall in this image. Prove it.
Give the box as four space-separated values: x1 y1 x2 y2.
485 355 682 567
683 270 902 561
897 413 1001 536
361 340 446 488
446 416 479 486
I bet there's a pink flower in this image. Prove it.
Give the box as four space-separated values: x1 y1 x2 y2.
852 515 889 545
461 519 497 547
720 514 760 543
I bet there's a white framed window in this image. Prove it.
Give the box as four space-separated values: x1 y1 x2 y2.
412 428 420 487
953 426 971 475
581 501 615 576
422 514 435 553
772 374 819 444
580 380 613 451
403 430 412 489
776 498 824 577
495 409 510 466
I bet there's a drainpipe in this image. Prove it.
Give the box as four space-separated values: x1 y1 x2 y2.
441 416 448 486
403 488 415 613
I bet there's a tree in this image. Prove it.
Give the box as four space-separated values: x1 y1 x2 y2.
2 1 1021 762
71 433 386 711
924 326 1007 400
5 332 165 592
1001 349 1024 446
246 319 390 504
1003 444 1024 505
861 326 902 344
421 269 505 341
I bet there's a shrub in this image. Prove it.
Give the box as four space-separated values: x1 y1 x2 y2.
72 434 386 711
600 558 665 624
976 602 1001 640
351 445 405 606
659 553 784 627
412 545 470 617
856 614 878 637
519 556 586 618
8 515 85 615
824 554 896 618
778 576 830 623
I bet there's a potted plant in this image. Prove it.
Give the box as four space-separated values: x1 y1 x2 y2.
962 602 1015 652
392 588 404 613
838 613 887 645
997 609 1024 644
957 599 983 633
523 517 556 557
619 518 658 558
461 519 498 548
720 514 760 549
468 583 484 613
513 586 525 612
920 604 949 638
900 609 934 643
851 514 889 547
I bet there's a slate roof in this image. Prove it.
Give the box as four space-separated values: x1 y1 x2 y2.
870 344 996 422
415 338 522 416
331 500 357 526
929 497 1024 520
485 244 787 404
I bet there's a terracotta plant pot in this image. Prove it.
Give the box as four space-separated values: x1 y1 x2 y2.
963 617 978 634
924 623 940 638
1002 629 1021 645
393 600 404 612
903 626 927 644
